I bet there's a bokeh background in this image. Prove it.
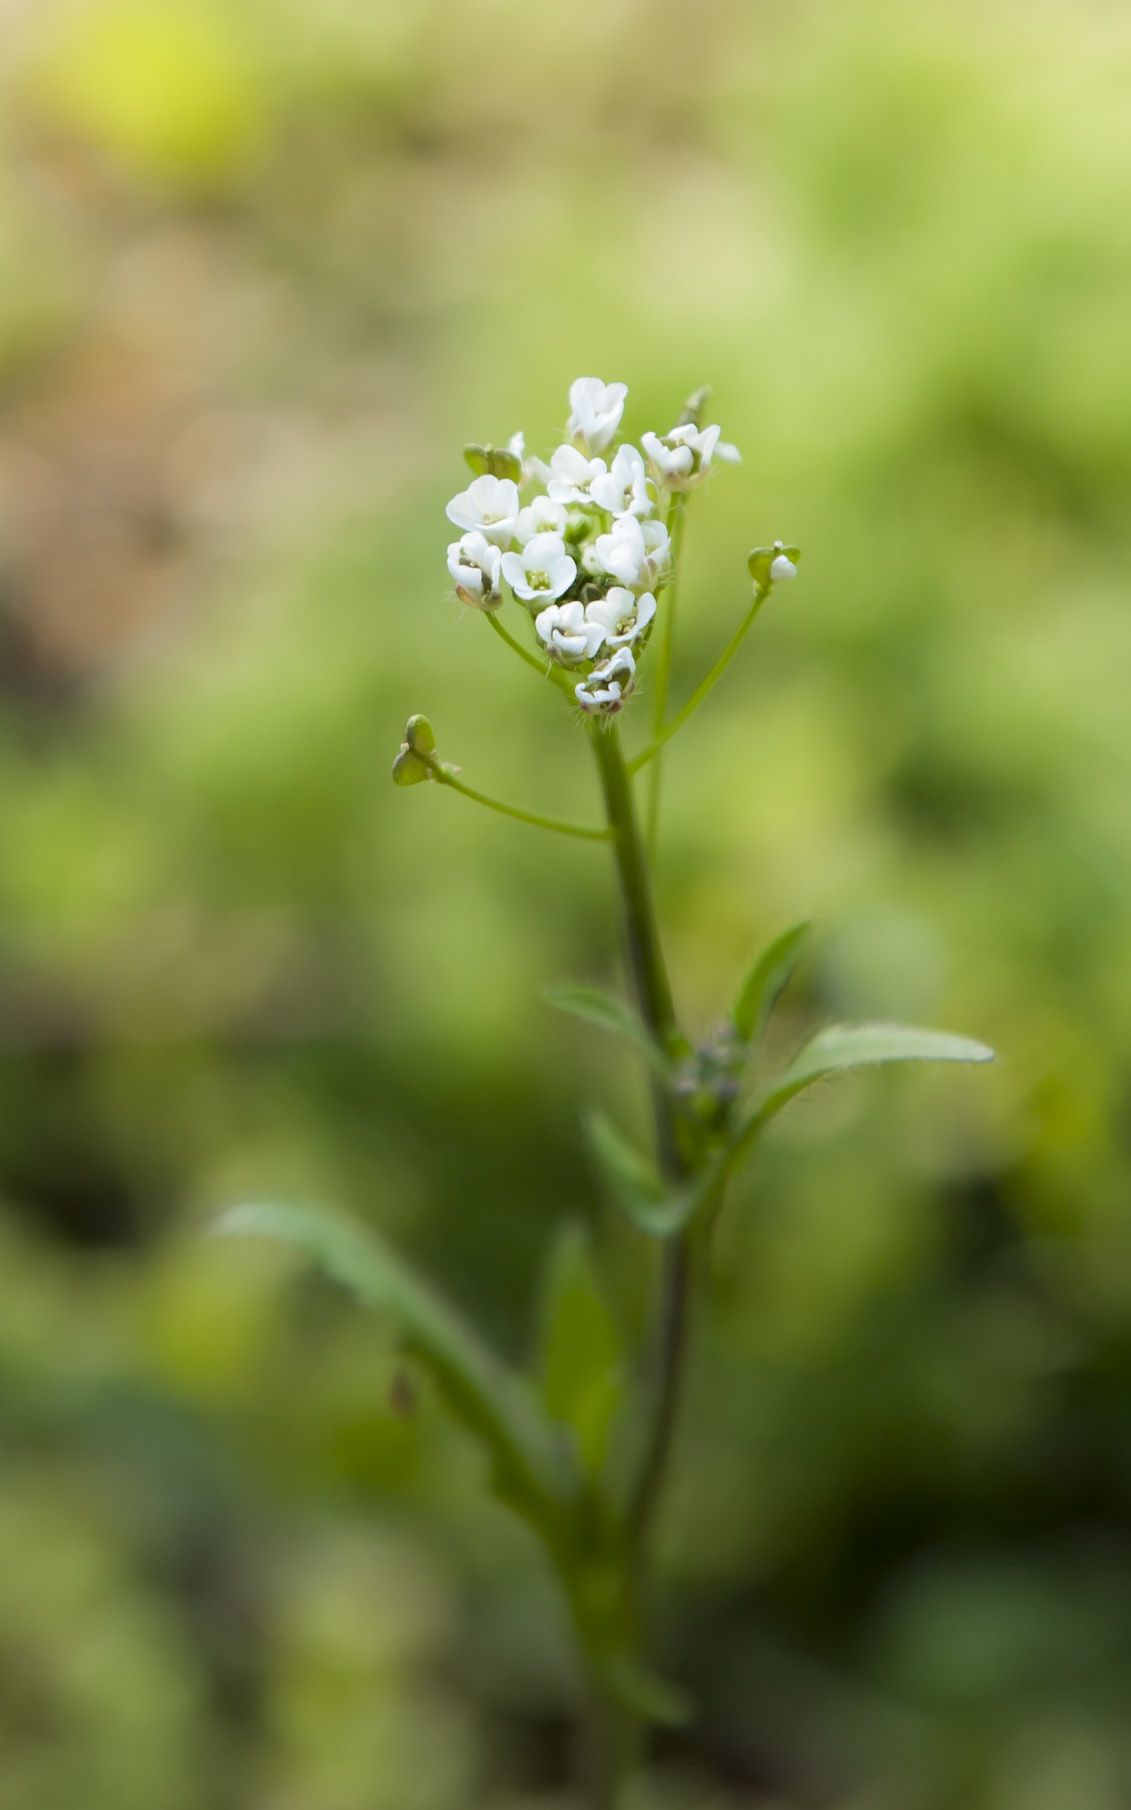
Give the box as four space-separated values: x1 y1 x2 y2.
2 0 1131 1804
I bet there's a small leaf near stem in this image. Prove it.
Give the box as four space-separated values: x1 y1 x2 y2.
732 920 811 1045
545 983 675 1077
644 491 688 855
708 1021 997 1209
628 581 771 777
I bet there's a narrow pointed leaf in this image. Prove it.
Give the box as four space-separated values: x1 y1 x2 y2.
538 1223 623 1477
732 920 811 1044
544 984 672 1077
751 1022 995 1130
586 1112 721 1238
216 1204 570 1530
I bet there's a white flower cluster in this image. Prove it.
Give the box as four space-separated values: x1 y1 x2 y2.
445 377 739 716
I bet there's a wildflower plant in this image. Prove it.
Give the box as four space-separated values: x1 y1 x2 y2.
220 377 994 1805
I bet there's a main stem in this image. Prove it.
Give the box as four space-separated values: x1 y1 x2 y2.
586 719 694 1798
644 494 687 857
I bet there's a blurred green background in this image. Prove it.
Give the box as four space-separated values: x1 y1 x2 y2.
1 0 1131 1804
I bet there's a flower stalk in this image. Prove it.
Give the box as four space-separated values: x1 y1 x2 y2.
366 373 986 1805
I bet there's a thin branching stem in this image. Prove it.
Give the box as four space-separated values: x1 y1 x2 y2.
628 580 771 776
486 610 574 695
433 767 609 841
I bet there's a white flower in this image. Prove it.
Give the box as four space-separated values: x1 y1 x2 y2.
593 514 647 587
641 422 736 490
534 600 606 664
639 519 671 587
447 531 502 609
584 587 656 648
546 443 607 506
567 376 628 454
593 515 669 590
575 646 636 714
640 430 693 483
446 474 520 546
507 431 525 460
770 542 798 582
589 444 652 518
501 532 576 603
516 495 568 544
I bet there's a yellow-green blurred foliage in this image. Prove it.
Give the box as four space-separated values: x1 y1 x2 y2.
1 0 1131 1803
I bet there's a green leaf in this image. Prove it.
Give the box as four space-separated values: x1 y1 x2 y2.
600 1651 694 1727
585 1110 697 1237
544 984 672 1078
751 1022 995 1128
732 920 811 1044
538 1223 623 1477
215 1204 570 1533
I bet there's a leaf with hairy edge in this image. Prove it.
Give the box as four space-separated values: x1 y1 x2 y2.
585 1110 701 1237
538 1223 623 1477
749 1023 995 1131
732 921 811 1044
215 1204 571 1535
544 984 673 1077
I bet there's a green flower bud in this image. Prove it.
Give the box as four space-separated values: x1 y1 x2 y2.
392 745 431 786
404 714 436 756
677 384 712 429
392 715 438 784
748 541 801 588
463 443 522 482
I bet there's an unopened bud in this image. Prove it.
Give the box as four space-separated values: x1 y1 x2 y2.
463 443 522 483
404 714 436 756
392 745 431 786
677 383 712 428
392 715 437 785
748 541 801 589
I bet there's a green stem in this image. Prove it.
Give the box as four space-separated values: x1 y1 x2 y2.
486 609 574 696
644 493 688 855
586 715 692 1594
628 581 770 776
587 1690 643 1810
587 721 679 1053
433 767 609 841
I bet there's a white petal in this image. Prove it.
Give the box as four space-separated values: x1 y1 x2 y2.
547 556 577 597
500 552 527 589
